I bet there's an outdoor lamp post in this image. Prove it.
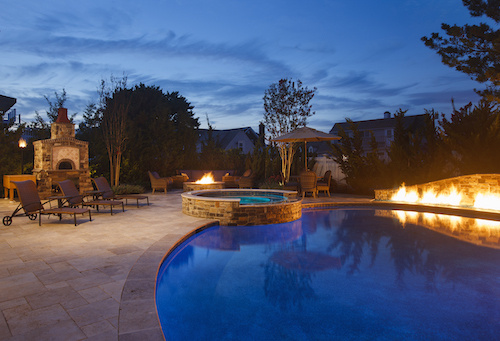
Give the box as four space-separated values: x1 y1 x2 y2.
18 137 26 174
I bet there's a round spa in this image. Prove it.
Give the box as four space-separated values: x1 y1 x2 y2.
181 189 302 225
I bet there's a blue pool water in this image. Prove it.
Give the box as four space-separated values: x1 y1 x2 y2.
156 208 500 340
197 191 287 204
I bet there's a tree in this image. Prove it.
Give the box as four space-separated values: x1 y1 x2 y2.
439 99 500 174
422 0 500 102
45 89 69 122
329 119 378 192
99 76 130 186
262 78 316 182
0 111 23 186
77 103 108 178
120 84 199 183
27 89 74 141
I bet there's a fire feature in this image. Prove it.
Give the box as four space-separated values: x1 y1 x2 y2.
389 182 500 211
375 174 500 212
194 172 215 184
183 172 224 192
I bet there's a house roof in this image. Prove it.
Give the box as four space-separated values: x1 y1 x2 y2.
198 127 259 149
0 95 16 113
330 114 428 133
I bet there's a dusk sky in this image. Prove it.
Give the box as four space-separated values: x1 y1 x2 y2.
0 0 487 132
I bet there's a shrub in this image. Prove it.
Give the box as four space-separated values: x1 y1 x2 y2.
112 184 145 194
258 175 283 189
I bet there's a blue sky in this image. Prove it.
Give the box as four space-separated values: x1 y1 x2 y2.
0 0 486 132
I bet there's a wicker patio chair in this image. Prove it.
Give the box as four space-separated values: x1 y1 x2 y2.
299 170 317 198
238 169 254 189
317 170 332 197
2 180 91 226
57 180 124 215
148 171 173 194
92 177 149 207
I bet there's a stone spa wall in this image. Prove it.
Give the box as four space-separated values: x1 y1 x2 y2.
182 191 302 226
374 174 500 206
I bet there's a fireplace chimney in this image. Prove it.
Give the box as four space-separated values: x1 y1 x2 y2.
55 108 70 123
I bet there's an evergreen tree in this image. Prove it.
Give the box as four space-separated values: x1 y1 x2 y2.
439 99 500 174
422 0 500 102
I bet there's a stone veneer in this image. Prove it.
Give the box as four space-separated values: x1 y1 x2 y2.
32 108 92 198
374 174 500 207
182 189 302 225
183 181 224 192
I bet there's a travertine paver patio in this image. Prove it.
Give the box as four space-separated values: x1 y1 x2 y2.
0 190 371 340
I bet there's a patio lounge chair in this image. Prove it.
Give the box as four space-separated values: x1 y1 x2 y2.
57 180 124 215
2 180 91 226
300 170 317 198
317 170 332 197
92 177 149 207
148 171 173 194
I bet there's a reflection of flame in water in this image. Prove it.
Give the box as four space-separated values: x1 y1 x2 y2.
392 210 500 231
475 218 500 229
391 184 500 211
194 172 215 184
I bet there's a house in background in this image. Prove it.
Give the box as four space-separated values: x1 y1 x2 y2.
196 127 260 154
329 111 429 160
0 95 17 125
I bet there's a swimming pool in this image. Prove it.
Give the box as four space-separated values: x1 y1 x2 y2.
156 208 500 340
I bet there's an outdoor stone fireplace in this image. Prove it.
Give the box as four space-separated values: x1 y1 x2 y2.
32 108 92 198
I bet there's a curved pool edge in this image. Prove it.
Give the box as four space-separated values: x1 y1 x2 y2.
118 200 500 340
117 218 219 341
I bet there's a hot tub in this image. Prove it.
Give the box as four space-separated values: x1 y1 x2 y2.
181 189 302 225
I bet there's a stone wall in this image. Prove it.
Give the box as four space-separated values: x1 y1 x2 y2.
182 191 302 226
183 182 224 192
375 174 500 206
32 123 91 198
51 122 74 139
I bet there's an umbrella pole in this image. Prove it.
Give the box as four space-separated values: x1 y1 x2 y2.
305 141 308 170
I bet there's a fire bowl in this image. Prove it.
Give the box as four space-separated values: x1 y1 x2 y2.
183 181 224 192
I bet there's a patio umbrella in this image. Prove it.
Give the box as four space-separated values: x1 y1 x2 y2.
271 127 341 170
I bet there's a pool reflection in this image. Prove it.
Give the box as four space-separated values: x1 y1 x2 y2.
156 208 500 340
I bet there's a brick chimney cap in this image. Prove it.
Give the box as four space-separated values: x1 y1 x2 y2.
55 108 71 123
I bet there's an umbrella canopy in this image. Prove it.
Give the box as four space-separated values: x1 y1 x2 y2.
271 127 341 170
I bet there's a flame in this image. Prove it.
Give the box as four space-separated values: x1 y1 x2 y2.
194 172 215 184
390 184 500 211
392 184 419 203
474 193 500 211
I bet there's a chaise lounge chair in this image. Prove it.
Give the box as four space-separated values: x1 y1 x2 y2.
57 180 124 215
92 177 149 207
2 180 91 226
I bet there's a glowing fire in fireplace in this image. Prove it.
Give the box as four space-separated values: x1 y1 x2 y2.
194 172 215 184
390 184 500 211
